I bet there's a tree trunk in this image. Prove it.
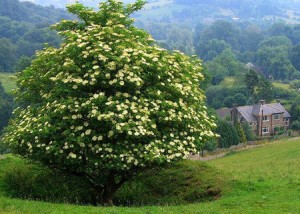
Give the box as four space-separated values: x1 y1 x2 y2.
101 173 127 206
102 179 118 206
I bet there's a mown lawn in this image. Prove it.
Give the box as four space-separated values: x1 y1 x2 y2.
0 139 300 213
0 72 16 93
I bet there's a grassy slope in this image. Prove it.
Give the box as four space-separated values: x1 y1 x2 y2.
219 77 236 87
0 72 16 93
219 78 291 90
273 82 290 90
0 139 300 213
208 138 300 213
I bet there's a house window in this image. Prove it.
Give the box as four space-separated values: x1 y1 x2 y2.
262 127 269 134
249 122 255 130
286 118 289 126
273 114 280 120
263 116 269 121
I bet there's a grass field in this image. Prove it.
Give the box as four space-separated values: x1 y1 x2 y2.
219 77 236 87
0 72 16 93
0 139 300 213
273 81 290 90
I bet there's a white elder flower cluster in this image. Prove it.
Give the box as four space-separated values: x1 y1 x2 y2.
3 3 217 172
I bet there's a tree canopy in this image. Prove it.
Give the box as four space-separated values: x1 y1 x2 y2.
3 0 216 205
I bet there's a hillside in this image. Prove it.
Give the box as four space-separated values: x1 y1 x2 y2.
0 138 299 213
1 0 72 24
20 0 136 8
134 0 300 25
0 0 74 72
18 0 300 24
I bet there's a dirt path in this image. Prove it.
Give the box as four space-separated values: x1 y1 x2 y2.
191 136 300 161
189 143 268 161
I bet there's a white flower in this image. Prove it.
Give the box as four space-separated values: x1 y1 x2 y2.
151 124 157 129
108 131 114 137
69 152 76 159
85 129 91 135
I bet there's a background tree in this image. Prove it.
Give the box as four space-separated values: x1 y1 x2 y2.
242 123 255 141
290 44 300 71
255 37 298 80
256 77 274 102
0 81 13 133
198 21 242 51
196 39 231 61
13 56 32 72
235 122 247 143
215 119 239 148
245 69 259 95
3 0 216 205
0 38 16 71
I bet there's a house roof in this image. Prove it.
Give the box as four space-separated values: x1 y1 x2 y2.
235 102 291 123
217 102 291 123
237 105 257 122
251 103 290 117
216 108 231 119
271 103 291 118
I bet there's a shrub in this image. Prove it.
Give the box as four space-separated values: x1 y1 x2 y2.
115 161 223 206
2 157 223 206
291 120 300 130
242 123 255 141
3 163 95 204
235 122 247 143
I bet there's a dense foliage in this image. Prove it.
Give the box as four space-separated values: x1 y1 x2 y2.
3 0 216 205
0 82 12 133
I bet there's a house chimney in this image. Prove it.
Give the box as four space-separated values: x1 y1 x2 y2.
232 104 238 125
260 100 265 105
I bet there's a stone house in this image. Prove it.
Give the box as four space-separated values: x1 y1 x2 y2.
231 100 291 136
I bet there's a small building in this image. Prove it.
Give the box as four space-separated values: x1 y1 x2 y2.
231 100 291 136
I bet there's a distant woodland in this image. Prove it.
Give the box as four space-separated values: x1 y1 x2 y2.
0 0 73 72
2 0 300 131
